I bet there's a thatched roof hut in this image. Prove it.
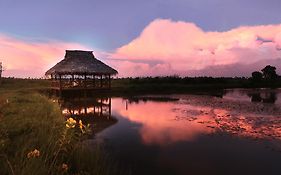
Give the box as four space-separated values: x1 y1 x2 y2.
46 50 117 76
46 50 118 90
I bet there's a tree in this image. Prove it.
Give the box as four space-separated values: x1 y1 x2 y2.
251 71 263 82
261 65 277 80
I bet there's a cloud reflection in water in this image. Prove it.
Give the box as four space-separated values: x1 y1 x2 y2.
112 96 281 148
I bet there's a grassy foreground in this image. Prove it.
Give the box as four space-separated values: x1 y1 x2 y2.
0 79 125 175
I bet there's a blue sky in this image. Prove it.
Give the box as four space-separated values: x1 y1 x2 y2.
1 0 281 51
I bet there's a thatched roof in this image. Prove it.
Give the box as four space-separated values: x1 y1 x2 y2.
45 50 118 75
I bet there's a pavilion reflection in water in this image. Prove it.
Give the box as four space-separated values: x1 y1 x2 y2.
55 93 117 133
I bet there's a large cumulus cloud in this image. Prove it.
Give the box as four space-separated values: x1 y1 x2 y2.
1 18 281 78
111 19 281 77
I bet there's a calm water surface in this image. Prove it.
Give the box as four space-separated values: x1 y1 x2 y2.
61 89 281 175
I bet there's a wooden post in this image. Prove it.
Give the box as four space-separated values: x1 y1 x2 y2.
72 74 74 88
100 75 102 88
84 74 87 89
50 74 53 88
109 75 111 89
105 75 107 88
59 74 62 90
93 75 96 89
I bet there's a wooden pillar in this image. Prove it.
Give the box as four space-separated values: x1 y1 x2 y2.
70 74 73 88
100 75 103 88
108 75 111 89
50 74 54 88
105 75 109 88
59 74 62 90
84 74 87 89
93 75 96 88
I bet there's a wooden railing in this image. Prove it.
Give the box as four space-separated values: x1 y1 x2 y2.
50 79 111 90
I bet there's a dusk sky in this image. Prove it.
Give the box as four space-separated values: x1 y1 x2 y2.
1 0 281 77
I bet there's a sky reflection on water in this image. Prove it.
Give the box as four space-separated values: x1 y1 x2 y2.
111 95 281 147
94 92 281 175
58 89 281 175
113 99 215 145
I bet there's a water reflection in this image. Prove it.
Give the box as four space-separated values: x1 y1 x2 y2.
60 97 111 119
250 93 263 102
224 88 281 104
97 93 281 175
248 92 277 103
113 99 214 145
112 96 281 148
52 93 117 134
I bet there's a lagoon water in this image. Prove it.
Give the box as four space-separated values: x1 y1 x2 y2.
61 89 281 175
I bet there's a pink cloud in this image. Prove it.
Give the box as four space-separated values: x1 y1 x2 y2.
111 19 281 77
2 19 281 78
0 34 89 78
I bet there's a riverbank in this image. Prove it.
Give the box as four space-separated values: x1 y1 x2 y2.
0 79 125 175
1 76 280 94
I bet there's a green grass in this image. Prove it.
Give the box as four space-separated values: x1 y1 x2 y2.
0 79 126 175
0 92 63 175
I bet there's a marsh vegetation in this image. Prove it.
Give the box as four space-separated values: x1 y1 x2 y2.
0 79 124 175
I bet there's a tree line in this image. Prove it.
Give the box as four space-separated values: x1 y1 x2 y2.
251 65 279 82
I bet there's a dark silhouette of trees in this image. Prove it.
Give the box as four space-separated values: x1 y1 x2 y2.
261 65 278 80
251 71 263 82
250 65 280 87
